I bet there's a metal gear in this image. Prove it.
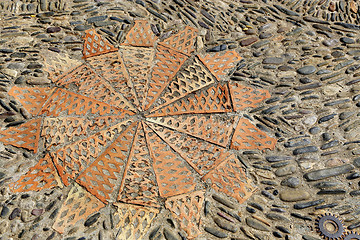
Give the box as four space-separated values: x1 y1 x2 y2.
315 213 346 240
344 231 360 240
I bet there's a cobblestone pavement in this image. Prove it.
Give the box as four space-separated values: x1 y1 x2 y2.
0 0 360 240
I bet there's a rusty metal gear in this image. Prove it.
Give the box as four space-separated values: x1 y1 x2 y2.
315 214 346 240
344 231 360 240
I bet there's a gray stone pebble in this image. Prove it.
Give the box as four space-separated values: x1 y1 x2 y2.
214 217 238 233
1 205 9 218
246 217 270 231
293 146 318 155
297 66 316 75
304 164 354 181
275 165 296 177
204 226 227 238
340 37 355 44
263 57 284 65
280 189 310 202
293 199 324 209
281 177 300 188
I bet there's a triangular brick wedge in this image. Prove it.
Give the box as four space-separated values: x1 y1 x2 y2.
148 83 233 117
231 118 277 150
146 122 229 175
55 64 135 111
229 81 271 111
39 88 133 118
8 86 54 116
52 183 105 234
41 115 123 149
202 153 258 204
51 119 133 186
76 122 137 203
86 51 140 108
144 122 198 198
118 122 160 208
10 154 62 193
114 203 159 240
165 190 205 239
0 118 42 153
146 114 237 148
144 45 188 110
82 29 118 58
122 20 157 47
159 26 198 56
151 57 215 111
121 46 155 109
198 50 242 81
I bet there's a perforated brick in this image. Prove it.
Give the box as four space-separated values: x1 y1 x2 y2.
51 120 132 186
76 122 137 203
52 183 105 234
229 81 271 111
144 45 187 110
40 88 132 118
202 154 257 204
10 154 62 192
146 122 229 175
147 114 237 147
231 118 277 150
118 122 159 207
114 203 159 240
198 50 242 81
8 86 54 116
0 118 42 153
144 123 198 197
82 29 117 58
86 51 139 108
152 57 215 111
122 20 157 47
165 190 205 239
55 64 135 111
159 26 197 56
148 83 232 117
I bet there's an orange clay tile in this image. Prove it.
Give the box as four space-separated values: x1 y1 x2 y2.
8 86 54 116
121 46 155 109
144 123 198 198
86 51 140 108
146 115 237 148
146 122 229 175
231 118 277 150
76 122 137 203
41 115 122 149
82 29 117 59
229 81 271 111
202 153 257 204
118 122 160 208
152 56 215 111
198 50 242 81
114 202 159 240
42 117 88 149
122 20 157 47
55 64 135 111
10 154 62 193
159 26 198 56
51 120 132 186
52 183 105 234
0 118 42 153
148 83 233 117
39 88 132 117
165 190 205 239
144 45 188 110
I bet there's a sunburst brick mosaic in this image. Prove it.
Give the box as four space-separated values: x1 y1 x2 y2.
1 20 277 238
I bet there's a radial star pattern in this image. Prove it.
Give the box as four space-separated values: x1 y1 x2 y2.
0 20 277 239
